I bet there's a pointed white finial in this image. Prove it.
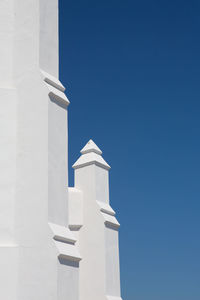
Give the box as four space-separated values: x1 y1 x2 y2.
81 139 102 155
72 139 110 170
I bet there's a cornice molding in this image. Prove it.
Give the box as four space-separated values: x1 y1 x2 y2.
41 70 70 106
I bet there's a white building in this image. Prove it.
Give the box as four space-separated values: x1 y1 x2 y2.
0 1 123 300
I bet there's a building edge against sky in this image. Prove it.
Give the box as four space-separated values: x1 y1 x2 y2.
0 1 123 300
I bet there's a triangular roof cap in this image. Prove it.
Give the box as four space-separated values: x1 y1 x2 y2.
81 139 102 155
73 139 110 170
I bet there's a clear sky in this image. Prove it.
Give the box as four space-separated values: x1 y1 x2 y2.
59 1 200 299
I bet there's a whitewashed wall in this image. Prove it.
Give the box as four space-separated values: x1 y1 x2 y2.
0 1 80 300
0 1 123 300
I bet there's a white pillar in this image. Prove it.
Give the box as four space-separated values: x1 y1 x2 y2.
0 1 81 300
71 140 123 300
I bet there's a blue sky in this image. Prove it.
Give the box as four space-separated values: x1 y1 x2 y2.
59 1 200 299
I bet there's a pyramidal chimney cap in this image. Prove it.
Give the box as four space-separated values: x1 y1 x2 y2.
80 139 102 155
73 140 110 170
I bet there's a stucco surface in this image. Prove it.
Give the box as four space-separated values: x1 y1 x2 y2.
0 1 123 300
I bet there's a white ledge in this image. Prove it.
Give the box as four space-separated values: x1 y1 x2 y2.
73 152 110 170
49 222 76 244
47 83 70 106
102 212 120 229
97 201 116 216
69 225 83 231
55 241 82 262
49 223 82 262
41 70 65 92
41 70 70 106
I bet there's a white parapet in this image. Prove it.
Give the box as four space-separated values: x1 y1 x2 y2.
70 140 123 300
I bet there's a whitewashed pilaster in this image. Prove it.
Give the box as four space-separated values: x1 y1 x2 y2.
71 140 123 300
